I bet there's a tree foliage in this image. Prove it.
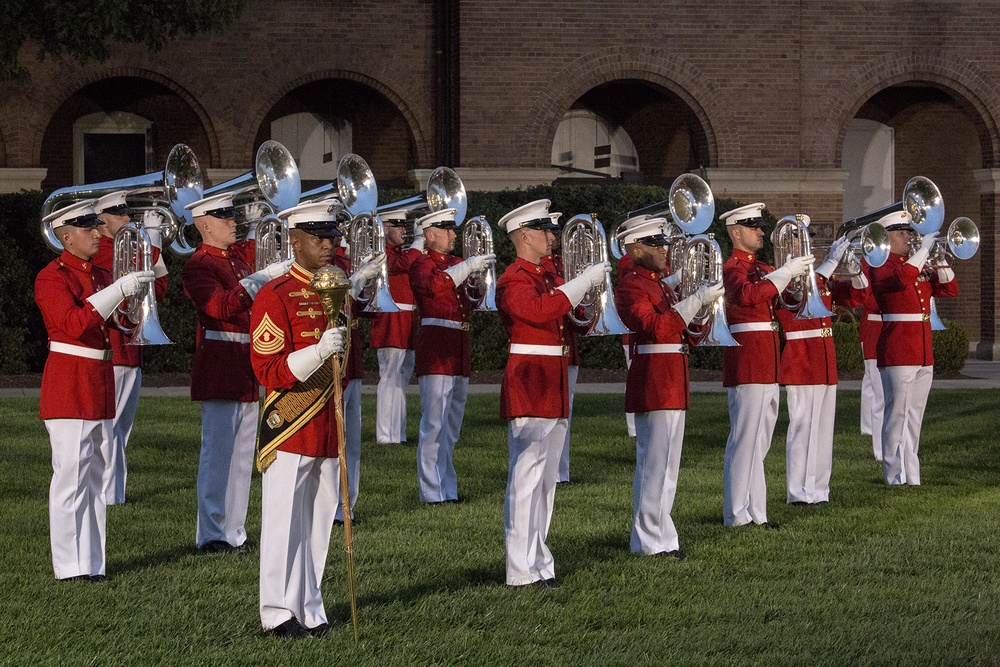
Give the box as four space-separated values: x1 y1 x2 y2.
0 0 246 82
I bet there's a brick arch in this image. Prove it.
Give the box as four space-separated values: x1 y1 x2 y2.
238 70 429 168
528 46 732 169
812 52 1000 169
27 68 220 166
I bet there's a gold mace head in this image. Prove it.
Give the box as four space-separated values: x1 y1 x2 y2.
309 264 351 319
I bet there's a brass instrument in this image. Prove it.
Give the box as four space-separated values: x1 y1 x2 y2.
679 233 738 346
202 140 301 267
462 215 497 311
917 216 979 332
561 214 631 336
112 222 172 345
610 173 715 258
374 166 468 248
841 176 944 237
771 214 834 320
41 144 203 257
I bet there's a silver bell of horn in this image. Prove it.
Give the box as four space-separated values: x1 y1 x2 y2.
771 214 833 320
561 213 631 337
462 215 498 312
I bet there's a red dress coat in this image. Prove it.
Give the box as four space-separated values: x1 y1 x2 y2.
858 260 881 361
409 249 472 377
777 275 864 386
615 264 690 412
332 249 364 381
181 241 258 402
250 263 343 458
370 244 418 350
497 258 574 420
34 251 115 420
92 235 169 367
870 253 960 368
722 250 781 387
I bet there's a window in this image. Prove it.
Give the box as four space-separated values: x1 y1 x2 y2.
843 119 894 220
271 112 352 188
551 109 639 179
73 111 153 184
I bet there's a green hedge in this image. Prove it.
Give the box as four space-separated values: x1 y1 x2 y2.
1 186 968 376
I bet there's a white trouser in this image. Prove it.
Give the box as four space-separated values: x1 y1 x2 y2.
416 374 469 502
101 365 141 505
505 416 567 585
632 410 685 554
259 451 339 631
196 400 258 548
557 364 579 482
623 344 636 437
861 357 885 461
785 384 836 504
46 418 110 579
376 348 415 443
723 384 779 526
335 379 362 521
879 365 933 486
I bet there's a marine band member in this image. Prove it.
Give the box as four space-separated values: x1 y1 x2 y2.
496 199 606 587
35 199 154 581
614 215 723 557
181 191 292 553
251 201 348 638
869 211 958 485
91 190 169 505
408 208 494 504
720 203 813 527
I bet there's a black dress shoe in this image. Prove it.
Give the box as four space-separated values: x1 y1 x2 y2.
63 574 104 583
531 577 561 589
267 618 310 639
198 540 237 553
758 521 781 530
658 549 687 561
88 574 107 583
307 623 332 637
448 497 463 504
333 517 360 527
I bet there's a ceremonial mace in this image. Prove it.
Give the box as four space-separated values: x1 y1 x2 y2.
309 264 359 641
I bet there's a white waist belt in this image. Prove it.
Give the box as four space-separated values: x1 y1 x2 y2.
205 330 251 344
882 314 927 322
635 344 687 354
729 322 778 334
421 317 469 331
509 344 567 357
395 303 416 311
49 341 112 361
866 314 882 322
784 328 832 340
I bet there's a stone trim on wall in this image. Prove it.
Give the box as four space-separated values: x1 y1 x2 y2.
0 168 47 194
705 168 848 197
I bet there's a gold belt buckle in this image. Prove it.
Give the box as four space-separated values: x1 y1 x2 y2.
821 327 832 338
562 345 570 357
461 322 470 332
922 313 930 323
770 321 779 331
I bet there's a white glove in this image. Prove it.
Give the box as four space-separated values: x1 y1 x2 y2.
816 236 850 279
239 259 293 299
765 254 815 292
936 267 956 283
556 261 610 307
409 226 425 252
850 271 869 290
141 211 164 249
444 253 496 286
151 253 168 279
86 271 155 319
662 269 682 289
673 281 724 326
242 204 268 239
349 254 386 298
285 327 346 382
906 231 939 268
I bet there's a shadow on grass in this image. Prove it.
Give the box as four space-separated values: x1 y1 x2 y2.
109 542 200 575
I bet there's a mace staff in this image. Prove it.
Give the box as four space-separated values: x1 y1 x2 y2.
309 264 359 641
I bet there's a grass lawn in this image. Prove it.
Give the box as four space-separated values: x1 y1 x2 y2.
1 389 998 666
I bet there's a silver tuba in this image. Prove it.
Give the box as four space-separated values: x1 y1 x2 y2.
462 215 497 311
41 144 203 257
771 214 834 320
561 214 631 336
611 173 716 259
112 223 172 346
679 233 738 346
202 140 301 268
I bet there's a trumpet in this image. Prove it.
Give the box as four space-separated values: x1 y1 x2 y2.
462 215 497 311
678 234 738 347
112 222 172 346
561 214 631 337
41 144 203 257
771 214 834 320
